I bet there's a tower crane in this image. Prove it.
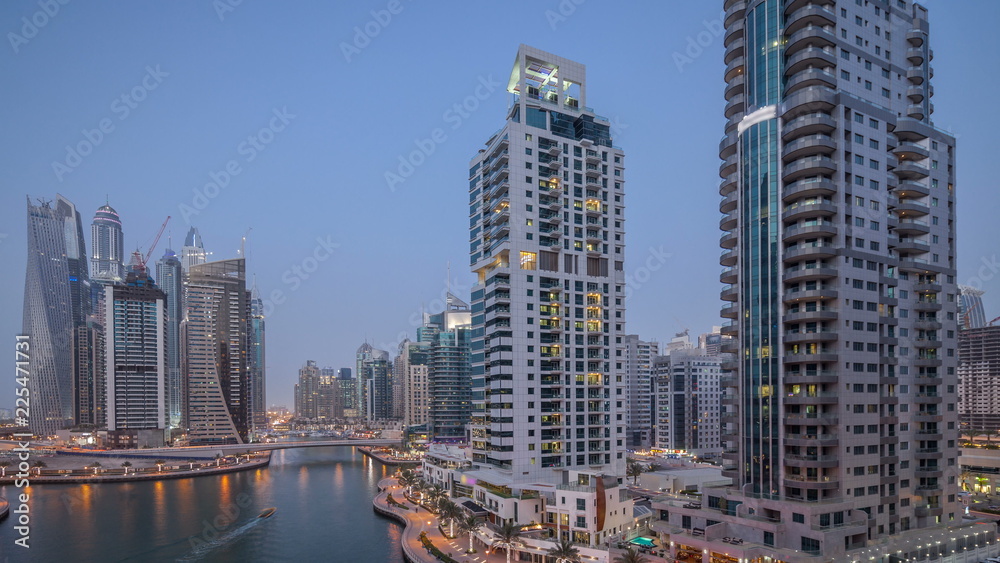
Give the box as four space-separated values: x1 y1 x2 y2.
129 216 171 274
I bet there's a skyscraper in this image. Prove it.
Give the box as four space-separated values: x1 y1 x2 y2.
180 226 207 271
184 257 250 444
104 270 167 447
248 283 267 434
356 343 391 421
395 338 430 428
294 360 321 420
23 195 90 436
958 325 1000 433
156 247 183 429
651 348 725 457
460 46 631 549
651 2 976 560
959 285 987 330
90 201 125 283
422 294 472 442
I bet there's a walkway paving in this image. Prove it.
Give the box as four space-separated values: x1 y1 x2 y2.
373 477 508 563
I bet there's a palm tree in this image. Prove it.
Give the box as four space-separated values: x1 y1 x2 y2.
490 521 524 563
547 538 581 563
121 461 133 474
154 459 166 472
459 516 482 553
88 462 102 475
427 485 446 512
626 460 644 485
187 459 196 470
398 469 417 495
0 461 10 477
613 547 648 563
440 500 463 538
961 468 971 492
31 460 47 475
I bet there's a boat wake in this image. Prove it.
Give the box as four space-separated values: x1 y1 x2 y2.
176 517 266 562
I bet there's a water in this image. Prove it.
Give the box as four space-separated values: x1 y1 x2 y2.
0 446 405 562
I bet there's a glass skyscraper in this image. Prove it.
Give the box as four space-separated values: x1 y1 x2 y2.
90 202 125 283
156 247 184 429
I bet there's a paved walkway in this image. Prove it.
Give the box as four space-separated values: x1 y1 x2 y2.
373 477 508 563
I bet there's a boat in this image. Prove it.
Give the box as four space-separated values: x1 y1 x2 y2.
258 507 277 519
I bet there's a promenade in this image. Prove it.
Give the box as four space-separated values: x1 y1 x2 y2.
0 452 270 485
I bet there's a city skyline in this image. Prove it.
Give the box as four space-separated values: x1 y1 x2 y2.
3 1 999 413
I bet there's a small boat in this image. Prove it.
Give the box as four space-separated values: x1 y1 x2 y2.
258 507 277 519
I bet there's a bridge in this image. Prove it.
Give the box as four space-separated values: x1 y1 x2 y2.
3 438 405 460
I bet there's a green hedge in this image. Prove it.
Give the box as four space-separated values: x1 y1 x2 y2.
418 531 458 563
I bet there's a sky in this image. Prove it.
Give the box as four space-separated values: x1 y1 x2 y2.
1 0 998 411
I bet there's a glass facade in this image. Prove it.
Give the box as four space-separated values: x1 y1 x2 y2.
739 0 783 497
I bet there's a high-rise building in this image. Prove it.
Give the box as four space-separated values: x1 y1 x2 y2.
464 46 631 549
423 294 472 442
23 195 90 436
294 360 321 420
337 371 358 419
156 247 183 429
248 283 267 434
650 2 979 560
356 343 391 421
624 335 658 449
959 325 1000 433
104 271 167 444
651 348 725 457
959 285 987 330
395 339 430 428
90 201 125 283
73 317 105 428
184 257 249 444
180 226 207 271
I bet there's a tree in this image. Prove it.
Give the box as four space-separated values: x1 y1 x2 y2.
440 500 463 538
0 461 10 477
961 469 971 492
613 547 649 563
87 462 102 475
547 538 581 563
626 460 645 485
398 469 418 495
427 485 446 512
187 459 196 470
490 521 524 563
459 516 482 554
154 459 166 472
31 460 47 475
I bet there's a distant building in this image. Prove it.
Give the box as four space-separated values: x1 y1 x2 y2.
959 325 1000 432
104 271 167 444
959 286 988 330
295 361 321 419
184 258 249 444
180 226 207 271
90 201 125 283
652 348 725 457
356 343 392 421
395 339 430 428
248 283 267 433
624 335 658 449
422 294 471 441
156 247 183 429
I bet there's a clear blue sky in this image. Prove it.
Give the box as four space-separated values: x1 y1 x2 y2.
1 1 998 410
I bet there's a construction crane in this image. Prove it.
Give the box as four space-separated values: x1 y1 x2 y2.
129 216 171 274
989 315 1000 327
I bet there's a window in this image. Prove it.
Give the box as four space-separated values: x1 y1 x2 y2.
519 251 537 270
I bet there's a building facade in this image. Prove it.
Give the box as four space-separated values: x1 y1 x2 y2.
424 295 472 441
464 45 631 549
958 285 987 330
156 247 183 429
184 258 249 444
651 349 725 457
958 326 1000 433
295 360 321 419
624 335 658 449
104 271 167 439
651 2 972 561
180 226 207 271
23 195 90 436
90 202 125 283
248 284 267 433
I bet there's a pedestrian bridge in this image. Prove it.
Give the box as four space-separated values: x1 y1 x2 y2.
4 438 404 460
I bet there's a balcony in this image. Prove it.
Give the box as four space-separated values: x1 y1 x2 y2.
724 93 746 119
720 231 737 250
721 284 738 301
906 47 925 66
784 352 838 366
897 180 929 198
724 55 745 83
783 329 837 345
785 5 835 34
906 105 926 121
783 265 837 283
906 86 926 104
785 47 836 75
784 433 838 446
781 199 836 222
783 221 836 242
783 176 835 201
783 243 837 262
782 156 836 184
782 87 836 120
720 154 738 177
720 248 737 267
783 113 836 142
724 0 745 27
783 308 837 325
905 68 926 85
892 237 930 254
719 133 738 160
724 38 745 66
784 453 838 469
724 18 744 47
782 133 836 162
785 25 836 55
895 142 930 161
719 173 737 196
721 303 739 319
720 212 737 231
783 474 838 489
724 72 745 101
894 218 929 235
784 369 838 384
720 267 737 284
906 29 926 47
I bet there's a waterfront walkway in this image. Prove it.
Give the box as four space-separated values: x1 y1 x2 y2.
373 477 507 563
0 453 270 485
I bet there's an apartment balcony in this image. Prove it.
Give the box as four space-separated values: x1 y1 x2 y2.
913 281 942 293
781 199 836 222
906 105 926 121
783 221 836 242
784 412 839 427
913 358 943 369
720 248 738 267
783 243 837 262
906 86 926 104
913 299 942 312
784 370 838 384
721 303 739 319
782 86 836 120
785 4 835 34
784 455 839 470
914 320 942 331
895 141 930 161
720 322 738 337
720 267 737 284
783 329 837 345
724 93 746 119
892 237 930 254
724 37 745 67
783 474 839 490
782 113 836 142
785 25 836 55
724 18 744 48
719 133 738 160
785 47 836 75
720 283 738 301
719 191 739 213
724 72 745 101
913 411 943 423
783 352 838 366
782 155 836 184
906 29 926 47
720 154 738 177
724 55 744 83
905 67 926 85
720 230 737 249
906 47 925 66
784 433 838 447
782 133 836 162
783 265 837 283
783 176 836 201
720 212 737 231
783 286 837 303
897 180 930 198
724 0 745 27
894 218 930 235
719 173 737 196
